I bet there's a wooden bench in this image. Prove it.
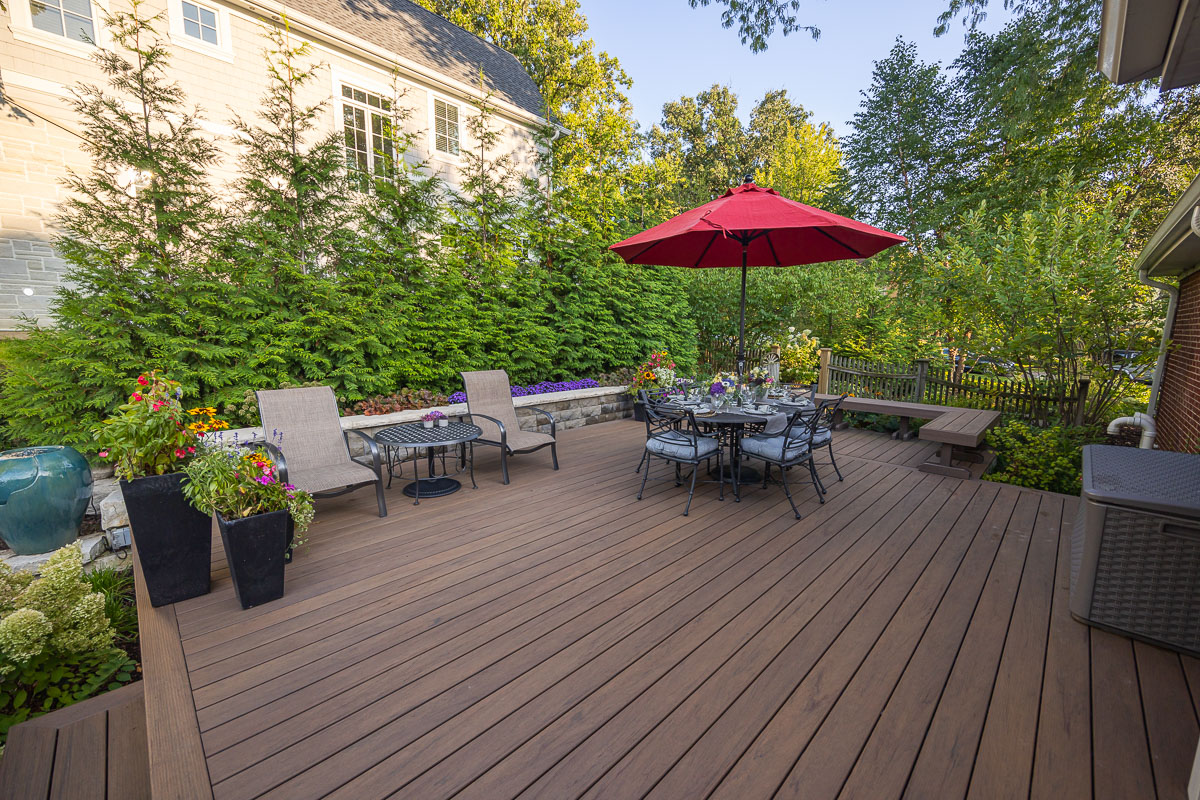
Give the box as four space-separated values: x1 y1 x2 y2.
0 681 149 800
816 394 1000 480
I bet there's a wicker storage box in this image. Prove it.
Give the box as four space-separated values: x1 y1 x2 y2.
1070 445 1200 655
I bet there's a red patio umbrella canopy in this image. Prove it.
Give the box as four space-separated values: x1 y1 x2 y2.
609 180 906 376
609 180 906 267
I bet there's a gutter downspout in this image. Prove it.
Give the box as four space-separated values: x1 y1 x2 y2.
1140 210 1189 418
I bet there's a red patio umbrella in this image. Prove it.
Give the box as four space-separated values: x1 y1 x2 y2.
610 178 906 377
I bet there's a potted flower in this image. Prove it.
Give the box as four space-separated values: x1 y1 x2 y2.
95 372 227 607
423 410 447 429
627 351 677 421
181 442 314 610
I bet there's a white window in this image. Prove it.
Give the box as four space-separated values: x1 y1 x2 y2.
181 0 218 45
341 84 396 191
433 98 460 156
28 0 95 44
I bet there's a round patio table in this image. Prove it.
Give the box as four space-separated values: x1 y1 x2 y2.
374 422 481 505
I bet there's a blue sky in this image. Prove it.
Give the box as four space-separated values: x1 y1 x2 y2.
576 0 1013 136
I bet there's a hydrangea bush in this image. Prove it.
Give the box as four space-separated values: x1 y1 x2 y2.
0 548 136 745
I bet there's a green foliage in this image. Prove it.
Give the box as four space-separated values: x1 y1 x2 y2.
925 177 1160 425
778 327 820 383
93 371 205 479
985 418 1102 494
82 567 138 649
686 0 819 53
0 548 136 746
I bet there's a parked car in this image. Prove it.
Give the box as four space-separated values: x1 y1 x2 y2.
1106 349 1154 384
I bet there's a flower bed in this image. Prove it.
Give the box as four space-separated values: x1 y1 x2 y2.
448 378 600 403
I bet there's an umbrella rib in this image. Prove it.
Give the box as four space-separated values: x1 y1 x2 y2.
814 227 865 258
765 234 782 266
693 230 721 267
626 238 668 263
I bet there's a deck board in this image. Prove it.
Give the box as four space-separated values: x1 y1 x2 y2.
138 418 1197 799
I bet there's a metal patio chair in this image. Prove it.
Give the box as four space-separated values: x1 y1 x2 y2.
256 386 387 517
637 402 723 516
738 408 825 519
461 370 558 484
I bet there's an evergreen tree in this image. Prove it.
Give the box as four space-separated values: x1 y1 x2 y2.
0 1 235 448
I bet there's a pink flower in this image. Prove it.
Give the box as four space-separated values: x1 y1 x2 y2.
174 448 186 458
99 449 109 458
131 392 143 402
152 401 164 411
137 375 149 387
256 475 273 485
187 446 195 453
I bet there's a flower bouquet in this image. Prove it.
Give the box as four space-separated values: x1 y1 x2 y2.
422 410 447 428
182 442 314 609
94 371 229 607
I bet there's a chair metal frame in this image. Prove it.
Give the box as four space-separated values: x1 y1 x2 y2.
637 403 723 516
738 407 826 520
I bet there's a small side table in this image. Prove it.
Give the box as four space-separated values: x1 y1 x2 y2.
374 422 481 504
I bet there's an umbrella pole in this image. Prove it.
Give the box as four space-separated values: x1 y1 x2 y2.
737 242 748 380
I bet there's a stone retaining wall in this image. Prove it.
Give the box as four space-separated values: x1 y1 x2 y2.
221 385 634 445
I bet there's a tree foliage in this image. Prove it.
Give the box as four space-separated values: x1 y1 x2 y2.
686 0 820 53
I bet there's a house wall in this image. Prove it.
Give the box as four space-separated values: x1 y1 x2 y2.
0 0 541 331
1156 270 1200 453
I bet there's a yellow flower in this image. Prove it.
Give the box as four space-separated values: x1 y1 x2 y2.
187 422 208 434
187 407 205 416
203 407 217 415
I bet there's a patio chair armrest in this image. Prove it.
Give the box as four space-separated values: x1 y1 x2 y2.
528 407 556 438
258 440 289 486
344 429 382 478
468 413 507 449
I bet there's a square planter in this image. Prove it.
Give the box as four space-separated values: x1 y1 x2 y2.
120 472 211 607
218 509 289 610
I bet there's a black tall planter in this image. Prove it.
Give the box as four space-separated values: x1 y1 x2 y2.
120 472 212 607
218 510 288 610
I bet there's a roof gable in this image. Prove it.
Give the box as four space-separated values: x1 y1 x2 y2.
295 0 544 118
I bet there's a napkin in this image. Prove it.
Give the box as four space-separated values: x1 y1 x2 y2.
761 412 789 435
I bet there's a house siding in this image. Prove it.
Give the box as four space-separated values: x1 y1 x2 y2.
0 0 541 331
1156 270 1200 453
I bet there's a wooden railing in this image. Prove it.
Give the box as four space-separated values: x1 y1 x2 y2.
818 349 1090 426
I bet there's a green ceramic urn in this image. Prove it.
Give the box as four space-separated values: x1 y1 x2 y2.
0 446 93 555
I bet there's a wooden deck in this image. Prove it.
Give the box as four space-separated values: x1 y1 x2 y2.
143 419 1199 799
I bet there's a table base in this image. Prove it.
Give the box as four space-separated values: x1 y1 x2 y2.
709 464 762 486
402 477 461 499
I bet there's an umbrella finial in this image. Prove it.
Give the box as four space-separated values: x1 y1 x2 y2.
743 175 754 185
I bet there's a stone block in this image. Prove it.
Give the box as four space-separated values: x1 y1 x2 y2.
78 533 109 564
99 489 128 530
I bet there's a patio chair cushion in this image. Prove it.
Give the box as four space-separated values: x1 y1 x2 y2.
741 433 812 463
812 428 832 446
646 430 719 461
287 461 379 495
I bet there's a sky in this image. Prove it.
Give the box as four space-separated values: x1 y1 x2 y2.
576 0 1014 136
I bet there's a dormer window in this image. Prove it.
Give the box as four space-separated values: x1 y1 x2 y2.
29 0 95 44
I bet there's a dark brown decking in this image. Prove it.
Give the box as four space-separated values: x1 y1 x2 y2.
144 420 1198 799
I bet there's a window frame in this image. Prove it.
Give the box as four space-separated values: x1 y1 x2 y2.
428 92 464 162
165 0 234 62
9 0 109 58
339 80 401 192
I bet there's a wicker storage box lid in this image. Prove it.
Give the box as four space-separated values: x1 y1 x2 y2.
1082 445 1200 518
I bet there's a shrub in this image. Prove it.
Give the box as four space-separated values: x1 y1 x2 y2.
83 567 138 653
349 389 450 416
985 419 1102 494
0 548 137 745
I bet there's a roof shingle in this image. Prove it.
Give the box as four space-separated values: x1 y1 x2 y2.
293 0 545 118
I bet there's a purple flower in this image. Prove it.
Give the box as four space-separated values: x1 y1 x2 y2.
709 382 726 397
448 391 467 403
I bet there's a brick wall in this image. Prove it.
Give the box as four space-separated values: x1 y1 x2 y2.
1156 270 1200 453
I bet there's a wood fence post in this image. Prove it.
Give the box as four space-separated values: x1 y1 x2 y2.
1073 378 1090 427
914 358 929 403
818 348 832 395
